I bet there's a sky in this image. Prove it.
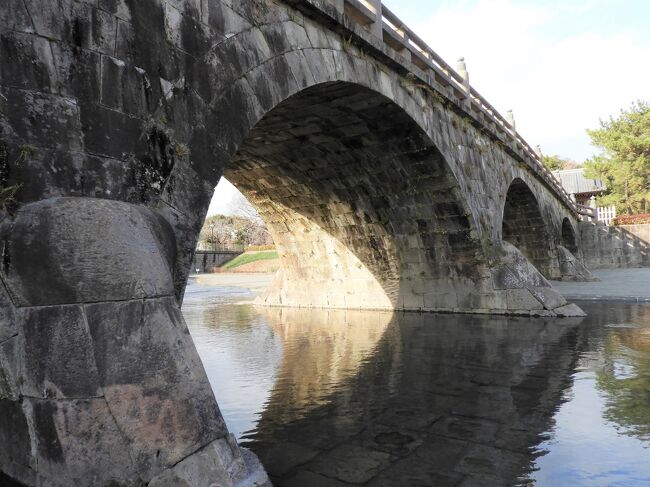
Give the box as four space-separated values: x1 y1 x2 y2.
208 0 650 216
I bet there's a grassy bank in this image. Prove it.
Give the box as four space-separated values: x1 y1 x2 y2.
223 250 278 270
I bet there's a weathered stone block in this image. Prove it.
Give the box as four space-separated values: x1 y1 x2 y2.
424 291 459 310
99 0 132 21
100 54 149 116
202 0 252 42
0 32 56 92
528 286 566 311
160 157 215 222
0 399 34 484
0 0 32 34
2 198 176 306
16 305 101 399
492 265 523 290
80 104 146 158
506 289 544 311
0 282 16 344
85 296 226 470
0 337 20 400
0 87 84 153
401 292 424 311
25 397 137 487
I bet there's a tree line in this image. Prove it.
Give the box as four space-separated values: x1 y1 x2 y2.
198 213 273 250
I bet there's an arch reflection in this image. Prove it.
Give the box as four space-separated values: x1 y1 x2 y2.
245 310 584 485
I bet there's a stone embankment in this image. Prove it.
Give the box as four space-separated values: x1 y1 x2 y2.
580 222 650 269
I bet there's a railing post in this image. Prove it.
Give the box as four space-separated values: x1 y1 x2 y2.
506 110 516 130
535 144 543 160
506 109 517 138
456 57 470 93
456 57 471 108
367 0 383 38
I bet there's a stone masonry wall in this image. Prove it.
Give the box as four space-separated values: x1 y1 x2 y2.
580 222 650 269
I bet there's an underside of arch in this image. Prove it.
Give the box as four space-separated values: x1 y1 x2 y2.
227 82 488 312
557 217 598 281
561 218 578 254
225 83 585 317
502 178 559 279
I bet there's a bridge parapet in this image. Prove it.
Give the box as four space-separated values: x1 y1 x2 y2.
296 0 576 213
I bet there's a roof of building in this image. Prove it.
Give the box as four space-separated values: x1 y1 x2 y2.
552 168 606 196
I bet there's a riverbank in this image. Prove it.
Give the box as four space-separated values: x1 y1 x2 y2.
191 272 274 294
550 267 650 302
190 267 650 306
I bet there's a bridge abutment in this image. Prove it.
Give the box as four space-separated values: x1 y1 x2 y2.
0 198 270 486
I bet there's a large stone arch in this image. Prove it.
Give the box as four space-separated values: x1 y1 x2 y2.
0 0 586 485
227 81 485 310
501 177 558 278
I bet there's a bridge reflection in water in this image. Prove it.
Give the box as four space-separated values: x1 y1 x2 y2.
183 285 650 486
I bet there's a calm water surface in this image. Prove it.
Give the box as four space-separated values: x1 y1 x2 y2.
182 279 650 486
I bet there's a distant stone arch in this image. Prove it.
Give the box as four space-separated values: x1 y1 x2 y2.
561 217 578 254
502 178 555 277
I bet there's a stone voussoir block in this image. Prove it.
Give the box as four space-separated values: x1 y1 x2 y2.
1 197 176 307
506 288 544 311
15 304 102 400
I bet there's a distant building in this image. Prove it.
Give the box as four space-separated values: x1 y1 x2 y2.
552 168 616 224
551 168 606 206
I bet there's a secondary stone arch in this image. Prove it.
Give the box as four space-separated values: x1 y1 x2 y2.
561 217 578 254
501 177 556 278
223 80 486 310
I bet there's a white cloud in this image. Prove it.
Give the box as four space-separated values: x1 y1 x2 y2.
405 0 650 161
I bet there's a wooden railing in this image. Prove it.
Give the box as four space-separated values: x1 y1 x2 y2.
319 0 577 213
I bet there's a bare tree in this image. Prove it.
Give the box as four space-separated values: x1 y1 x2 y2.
229 192 273 244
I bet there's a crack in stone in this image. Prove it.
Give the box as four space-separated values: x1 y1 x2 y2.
0 333 18 347
12 293 175 310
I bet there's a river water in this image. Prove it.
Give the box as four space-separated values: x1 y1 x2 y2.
182 278 650 486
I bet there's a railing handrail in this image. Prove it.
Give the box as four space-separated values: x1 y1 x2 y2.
323 0 577 214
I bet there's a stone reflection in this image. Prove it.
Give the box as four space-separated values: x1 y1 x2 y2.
253 307 397 424
244 311 585 486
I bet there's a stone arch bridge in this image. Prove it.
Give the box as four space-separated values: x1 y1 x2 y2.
0 0 593 485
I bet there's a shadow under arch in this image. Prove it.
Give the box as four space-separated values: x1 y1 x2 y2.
502 177 556 278
561 217 578 254
225 81 485 311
